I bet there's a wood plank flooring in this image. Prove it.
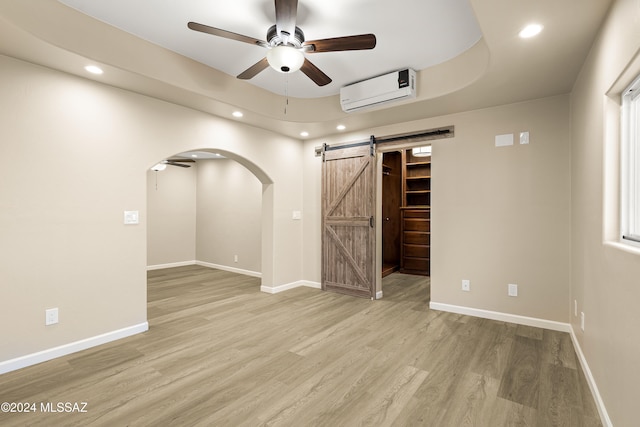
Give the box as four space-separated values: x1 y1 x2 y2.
0 266 602 426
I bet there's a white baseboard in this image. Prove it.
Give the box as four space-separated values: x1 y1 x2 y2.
429 302 571 332
261 280 321 294
569 327 612 427
147 260 196 271
147 260 262 279
0 322 148 375
196 261 261 278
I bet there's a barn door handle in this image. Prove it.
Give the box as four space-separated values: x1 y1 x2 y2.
369 216 374 227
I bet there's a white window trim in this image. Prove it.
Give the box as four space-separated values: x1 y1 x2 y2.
621 74 640 246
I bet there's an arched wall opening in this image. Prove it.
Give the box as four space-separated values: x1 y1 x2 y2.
146 148 274 287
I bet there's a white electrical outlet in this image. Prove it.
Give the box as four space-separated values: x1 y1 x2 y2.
234 255 238 263
508 283 518 297
574 300 578 317
580 312 585 331
462 280 470 292
45 308 58 326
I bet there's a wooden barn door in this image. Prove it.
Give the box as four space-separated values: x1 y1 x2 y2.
322 142 376 298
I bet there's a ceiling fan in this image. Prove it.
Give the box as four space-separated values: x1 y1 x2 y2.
151 158 195 171
163 158 195 168
187 0 377 86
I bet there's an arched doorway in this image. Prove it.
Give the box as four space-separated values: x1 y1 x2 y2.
146 148 274 287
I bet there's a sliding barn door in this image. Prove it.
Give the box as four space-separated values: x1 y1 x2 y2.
322 144 376 298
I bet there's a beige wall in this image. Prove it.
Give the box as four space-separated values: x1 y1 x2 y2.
432 97 571 322
0 54 303 363
146 165 197 266
570 0 640 425
196 159 262 273
304 95 571 322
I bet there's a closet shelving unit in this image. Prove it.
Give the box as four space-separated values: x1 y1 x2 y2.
400 149 431 275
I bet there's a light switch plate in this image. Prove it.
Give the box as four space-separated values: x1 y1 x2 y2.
520 131 530 144
292 211 302 220
124 210 139 225
508 283 518 297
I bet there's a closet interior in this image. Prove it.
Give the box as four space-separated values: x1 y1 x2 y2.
382 147 431 277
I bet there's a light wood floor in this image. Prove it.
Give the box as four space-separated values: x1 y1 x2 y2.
0 265 602 426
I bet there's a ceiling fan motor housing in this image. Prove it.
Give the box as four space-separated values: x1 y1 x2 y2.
267 24 305 48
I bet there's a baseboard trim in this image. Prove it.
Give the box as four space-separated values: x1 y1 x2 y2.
147 260 196 270
429 302 571 332
569 327 612 427
147 260 262 279
261 280 321 294
0 322 149 375
195 261 261 278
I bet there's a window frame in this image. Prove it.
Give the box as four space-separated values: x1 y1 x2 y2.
621 74 640 246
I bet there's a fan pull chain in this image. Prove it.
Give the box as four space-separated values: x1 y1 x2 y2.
284 74 289 115
155 171 158 191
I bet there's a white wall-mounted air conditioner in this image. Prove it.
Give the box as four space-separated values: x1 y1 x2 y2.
340 68 417 113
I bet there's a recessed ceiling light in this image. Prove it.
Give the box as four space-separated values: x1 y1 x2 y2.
336 125 346 131
519 24 543 39
191 154 198 158
84 65 103 75
232 111 243 118
300 131 309 137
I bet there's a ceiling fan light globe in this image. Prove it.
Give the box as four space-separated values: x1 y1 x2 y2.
267 45 304 73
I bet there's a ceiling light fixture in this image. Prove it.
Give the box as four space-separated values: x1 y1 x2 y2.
300 131 309 137
412 146 432 157
519 24 543 39
232 111 244 118
151 163 167 171
84 65 103 75
336 125 346 131
267 45 305 73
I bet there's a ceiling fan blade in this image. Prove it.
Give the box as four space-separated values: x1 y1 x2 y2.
275 0 298 42
188 21 268 48
164 162 191 168
237 57 270 80
303 34 377 53
166 158 195 163
300 58 332 86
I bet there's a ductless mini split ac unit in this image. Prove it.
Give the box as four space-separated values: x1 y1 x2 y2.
340 68 417 113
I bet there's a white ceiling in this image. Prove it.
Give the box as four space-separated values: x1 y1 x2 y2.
57 0 482 99
0 0 613 139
